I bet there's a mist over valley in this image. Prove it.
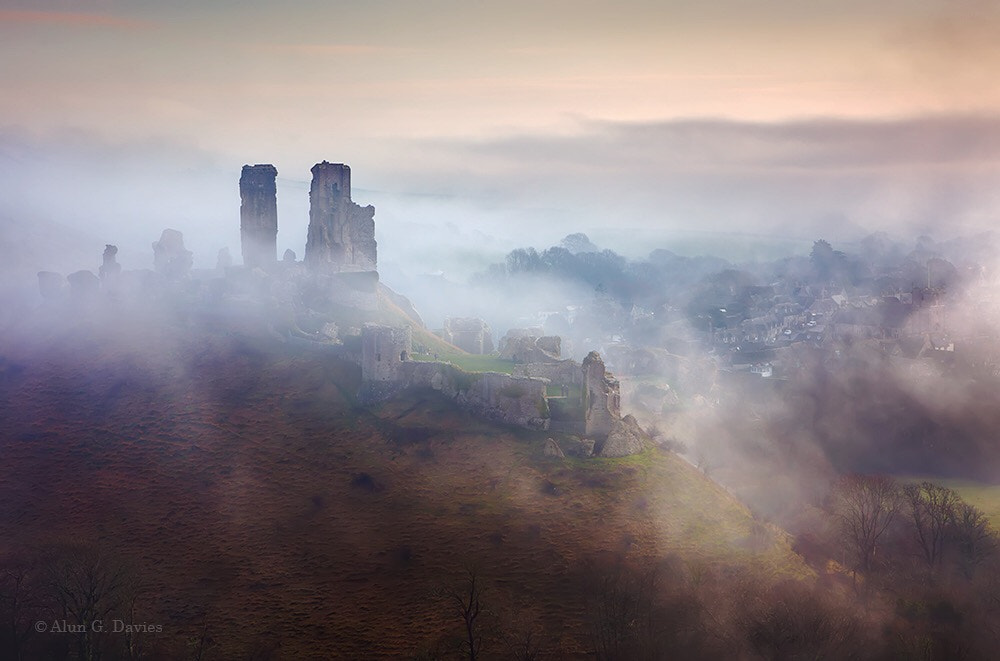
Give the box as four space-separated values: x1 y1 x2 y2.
4 1 1000 658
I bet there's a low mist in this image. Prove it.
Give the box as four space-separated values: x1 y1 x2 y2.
5 113 1000 658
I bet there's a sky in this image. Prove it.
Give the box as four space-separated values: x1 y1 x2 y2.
3 0 1000 276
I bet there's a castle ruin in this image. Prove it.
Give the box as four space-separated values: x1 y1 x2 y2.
361 323 412 382
152 229 193 279
305 162 377 272
357 325 645 456
443 317 494 354
239 164 279 268
359 324 549 430
582 351 621 437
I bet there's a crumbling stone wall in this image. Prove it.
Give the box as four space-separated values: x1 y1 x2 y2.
443 317 494 354
512 359 582 386
402 363 548 429
239 164 278 268
361 323 412 382
359 324 548 429
582 351 620 437
305 162 377 272
522 359 582 385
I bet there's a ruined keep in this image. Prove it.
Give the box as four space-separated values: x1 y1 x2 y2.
305 162 377 272
582 351 621 438
239 164 279 268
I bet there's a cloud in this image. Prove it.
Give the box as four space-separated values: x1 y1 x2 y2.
0 10 153 30
365 115 1000 249
456 115 1000 172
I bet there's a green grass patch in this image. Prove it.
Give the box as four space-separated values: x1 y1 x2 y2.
447 354 515 373
411 352 515 374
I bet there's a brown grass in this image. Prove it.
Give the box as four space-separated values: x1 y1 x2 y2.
0 328 808 658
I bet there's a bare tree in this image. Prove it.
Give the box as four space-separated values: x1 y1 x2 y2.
586 560 711 661
0 551 50 661
834 475 900 578
498 611 543 661
45 545 136 661
741 580 864 661
588 564 641 660
952 501 995 579
445 567 486 661
902 482 960 570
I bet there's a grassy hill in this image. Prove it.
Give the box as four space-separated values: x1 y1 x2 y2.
0 319 810 658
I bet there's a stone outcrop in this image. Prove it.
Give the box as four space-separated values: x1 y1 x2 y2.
582 351 620 438
598 415 650 458
305 162 376 272
99 245 121 280
560 437 596 458
152 229 193 279
543 438 565 458
443 317 494 354
239 164 278 268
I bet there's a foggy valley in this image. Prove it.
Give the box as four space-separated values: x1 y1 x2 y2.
5 1 1000 659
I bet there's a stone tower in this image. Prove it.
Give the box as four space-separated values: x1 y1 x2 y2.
239 164 278 268
305 161 377 272
361 323 412 382
582 351 621 438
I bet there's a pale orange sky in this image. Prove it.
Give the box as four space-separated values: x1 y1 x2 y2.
3 0 1000 164
5 0 1000 266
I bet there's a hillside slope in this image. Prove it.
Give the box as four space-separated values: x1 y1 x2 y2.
0 317 808 658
